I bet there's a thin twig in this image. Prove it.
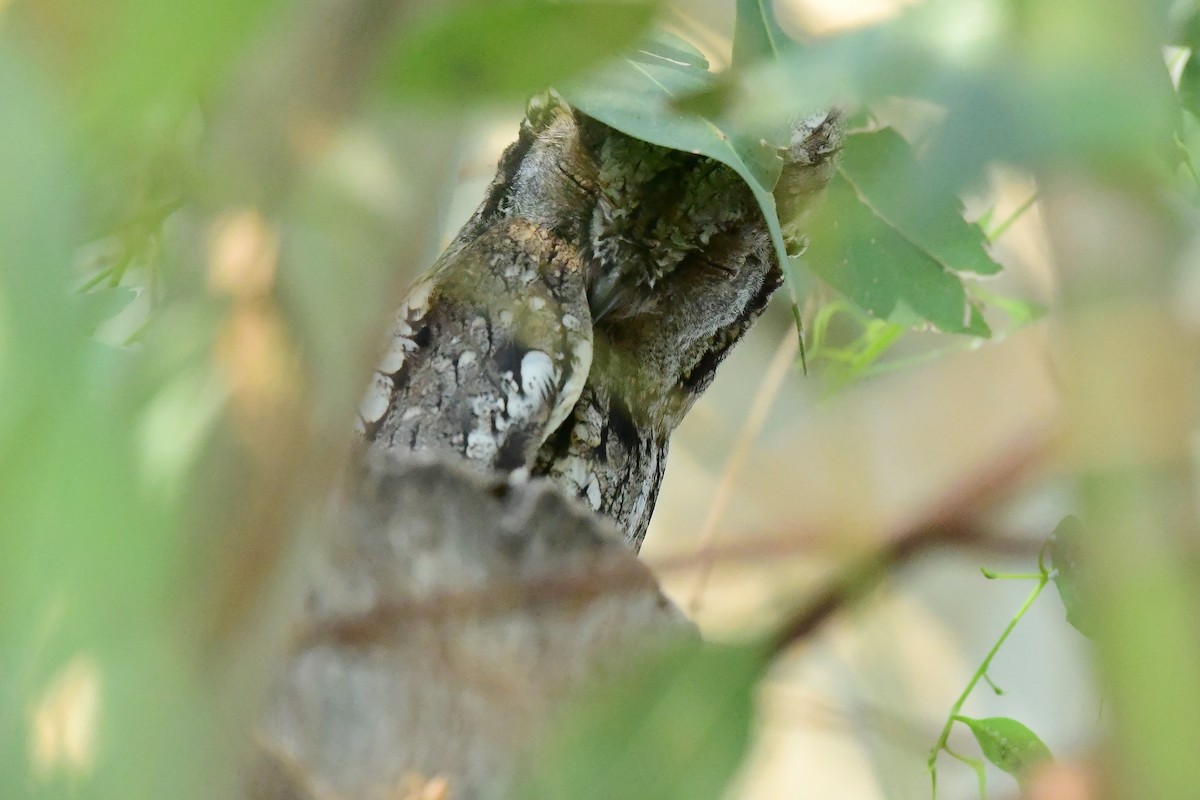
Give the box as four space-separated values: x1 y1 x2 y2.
688 328 798 612
768 431 1050 656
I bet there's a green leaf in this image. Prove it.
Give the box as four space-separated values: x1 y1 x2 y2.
840 128 1001 276
957 715 1053 784
717 4 1173 185
514 640 763 800
1172 4 1200 50
562 35 795 284
1180 52 1200 121
386 0 659 103
0 38 202 800
49 0 285 129
733 0 795 69
803 130 992 336
1049 515 1096 639
971 288 1047 329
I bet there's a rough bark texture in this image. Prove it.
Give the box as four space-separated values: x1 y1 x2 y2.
245 99 842 799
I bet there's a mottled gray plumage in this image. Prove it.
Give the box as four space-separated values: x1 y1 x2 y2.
360 94 842 549
246 96 843 800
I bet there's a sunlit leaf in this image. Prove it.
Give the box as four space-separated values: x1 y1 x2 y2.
514 640 763 800
957 715 1053 785
386 0 659 103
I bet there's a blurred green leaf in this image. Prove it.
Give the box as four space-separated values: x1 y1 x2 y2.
804 130 992 336
957 715 1053 784
1049 515 1097 639
714 3 1174 189
564 34 795 282
514 639 763 800
0 36 199 800
971 288 1047 329
1173 3 1200 48
733 0 795 69
22 0 284 131
386 0 659 103
1180 52 1200 120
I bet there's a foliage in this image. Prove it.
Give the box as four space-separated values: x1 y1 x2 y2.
3 0 1200 799
927 544 1054 799
514 640 766 800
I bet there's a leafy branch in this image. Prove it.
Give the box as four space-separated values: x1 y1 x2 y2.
927 545 1054 799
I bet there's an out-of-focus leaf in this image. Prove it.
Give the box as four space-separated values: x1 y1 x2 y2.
957 715 1053 785
514 640 763 800
1171 3 1200 49
1049 515 1096 639
719 20 939 132
0 36 197 800
971 288 1047 329
23 0 284 129
0 33 270 800
804 130 992 336
714 3 1173 188
1180 53 1200 120
385 0 659 103
563 34 795 278
733 0 796 68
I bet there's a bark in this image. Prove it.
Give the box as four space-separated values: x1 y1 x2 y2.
244 100 842 799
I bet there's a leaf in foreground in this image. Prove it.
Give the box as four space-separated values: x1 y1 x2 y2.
732 0 798 69
804 128 994 336
957 715 1053 785
1048 514 1096 639
386 0 659 103
562 34 796 278
513 640 763 800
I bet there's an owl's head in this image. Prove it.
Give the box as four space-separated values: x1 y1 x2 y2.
575 110 844 429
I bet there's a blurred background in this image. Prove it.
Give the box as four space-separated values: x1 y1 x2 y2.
3 0 1197 798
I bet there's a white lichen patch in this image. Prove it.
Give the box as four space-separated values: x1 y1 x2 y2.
457 351 476 368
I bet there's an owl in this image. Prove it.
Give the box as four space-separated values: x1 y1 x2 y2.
357 94 842 551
